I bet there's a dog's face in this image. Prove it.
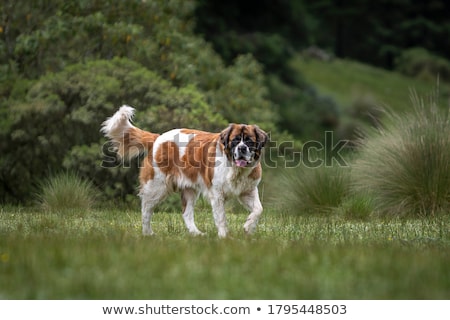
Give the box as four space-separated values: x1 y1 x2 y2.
220 124 268 168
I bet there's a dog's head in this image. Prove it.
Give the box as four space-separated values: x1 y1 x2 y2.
220 123 268 168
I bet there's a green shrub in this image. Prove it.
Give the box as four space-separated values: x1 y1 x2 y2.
395 48 450 82
37 172 96 212
0 58 227 203
208 54 279 131
279 165 351 215
3 0 278 131
353 93 450 216
1 0 281 204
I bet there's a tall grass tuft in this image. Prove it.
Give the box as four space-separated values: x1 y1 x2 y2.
37 172 96 212
337 193 375 219
353 92 450 216
279 165 351 215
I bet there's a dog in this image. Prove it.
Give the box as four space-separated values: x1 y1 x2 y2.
101 105 268 237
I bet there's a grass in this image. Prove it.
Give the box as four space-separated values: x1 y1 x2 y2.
36 172 96 212
353 94 450 216
1 205 449 299
337 193 375 220
291 56 449 113
278 165 351 215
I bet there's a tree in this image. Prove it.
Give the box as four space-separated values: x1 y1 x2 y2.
0 0 281 203
1 0 278 127
0 58 226 203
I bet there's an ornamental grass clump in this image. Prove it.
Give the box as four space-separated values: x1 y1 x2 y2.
37 172 96 212
280 165 351 215
353 92 449 216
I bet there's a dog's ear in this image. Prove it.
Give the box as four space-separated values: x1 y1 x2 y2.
253 125 268 149
220 124 235 148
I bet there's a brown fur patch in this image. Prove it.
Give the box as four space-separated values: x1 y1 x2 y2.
229 124 256 140
249 163 262 180
182 132 219 188
154 141 181 177
120 127 159 159
139 155 155 186
180 129 210 135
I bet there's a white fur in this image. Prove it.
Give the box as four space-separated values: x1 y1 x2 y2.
152 129 194 159
101 105 143 159
101 105 135 141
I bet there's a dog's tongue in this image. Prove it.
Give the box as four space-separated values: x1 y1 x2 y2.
235 159 248 167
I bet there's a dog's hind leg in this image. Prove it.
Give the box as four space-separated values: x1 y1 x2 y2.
181 188 204 236
139 180 168 236
239 188 263 235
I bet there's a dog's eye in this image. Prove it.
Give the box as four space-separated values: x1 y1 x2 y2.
230 137 241 147
244 137 256 148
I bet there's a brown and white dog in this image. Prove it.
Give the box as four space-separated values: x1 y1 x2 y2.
101 105 268 237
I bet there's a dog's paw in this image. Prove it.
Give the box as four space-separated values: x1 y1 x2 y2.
243 220 257 235
190 230 206 237
142 227 154 236
218 229 228 238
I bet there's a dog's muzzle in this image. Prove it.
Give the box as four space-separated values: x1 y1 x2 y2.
233 142 253 167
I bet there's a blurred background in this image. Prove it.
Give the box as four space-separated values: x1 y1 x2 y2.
1 0 449 205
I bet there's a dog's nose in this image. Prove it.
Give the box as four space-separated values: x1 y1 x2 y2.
239 145 248 152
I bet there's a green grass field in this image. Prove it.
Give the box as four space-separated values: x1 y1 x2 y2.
1 58 448 301
1 205 449 299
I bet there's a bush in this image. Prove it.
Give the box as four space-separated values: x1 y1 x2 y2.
268 73 341 140
37 172 96 212
0 0 283 204
209 54 279 131
353 93 450 216
395 48 450 82
3 0 278 131
278 165 351 215
0 58 226 203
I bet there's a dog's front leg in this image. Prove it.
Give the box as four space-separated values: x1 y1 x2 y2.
240 188 263 235
209 190 228 238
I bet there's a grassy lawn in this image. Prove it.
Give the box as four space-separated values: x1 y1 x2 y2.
1 206 449 299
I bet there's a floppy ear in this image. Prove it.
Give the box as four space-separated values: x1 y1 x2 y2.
220 124 234 148
253 125 268 149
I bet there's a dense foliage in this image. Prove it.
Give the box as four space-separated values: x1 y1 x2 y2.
195 0 450 139
0 0 277 203
195 0 450 69
1 58 229 202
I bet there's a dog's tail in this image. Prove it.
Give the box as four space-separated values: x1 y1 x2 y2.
101 105 159 160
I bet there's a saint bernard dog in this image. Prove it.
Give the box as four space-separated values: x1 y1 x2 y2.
101 105 268 238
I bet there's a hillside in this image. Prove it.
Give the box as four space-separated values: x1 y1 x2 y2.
291 56 449 113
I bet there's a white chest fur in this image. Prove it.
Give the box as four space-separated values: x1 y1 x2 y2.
212 146 260 197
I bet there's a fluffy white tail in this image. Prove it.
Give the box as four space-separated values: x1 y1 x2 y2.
101 105 159 160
